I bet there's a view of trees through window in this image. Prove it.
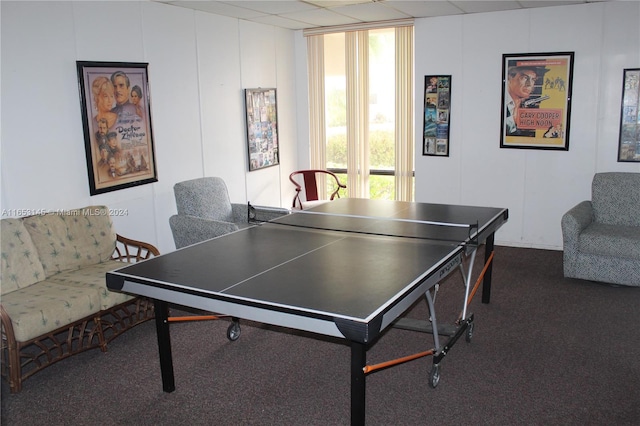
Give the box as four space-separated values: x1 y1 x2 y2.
323 28 407 200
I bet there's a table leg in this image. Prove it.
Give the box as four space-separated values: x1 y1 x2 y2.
481 233 495 304
154 299 175 392
351 342 366 426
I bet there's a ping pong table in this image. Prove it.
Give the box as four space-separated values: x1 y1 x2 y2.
106 198 508 425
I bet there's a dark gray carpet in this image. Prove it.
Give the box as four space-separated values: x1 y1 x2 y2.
2 246 639 425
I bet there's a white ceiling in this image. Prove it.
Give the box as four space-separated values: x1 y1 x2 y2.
154 0 608 30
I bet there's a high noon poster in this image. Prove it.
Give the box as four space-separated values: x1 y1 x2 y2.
500 52 574 150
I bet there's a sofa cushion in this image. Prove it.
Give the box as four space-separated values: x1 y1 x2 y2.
23 206 116 278
45 260 134 310
1 218 46 295
592 172 640 227
578 223 640 260
1 281 103 342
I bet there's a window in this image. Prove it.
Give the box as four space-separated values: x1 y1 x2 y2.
306 24 414 201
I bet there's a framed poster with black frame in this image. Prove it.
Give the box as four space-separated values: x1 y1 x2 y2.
423 75 451 156
617 68 640 162
76 61 158 195
245 88 279 171
500 52 574 150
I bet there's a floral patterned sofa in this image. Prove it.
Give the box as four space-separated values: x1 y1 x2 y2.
561 172 640 286
0 206 159 393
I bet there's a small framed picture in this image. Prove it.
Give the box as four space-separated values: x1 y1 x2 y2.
76 61 158 195
245 88 279 171
617 68 640 162
423 75 451 156
500 52 574 150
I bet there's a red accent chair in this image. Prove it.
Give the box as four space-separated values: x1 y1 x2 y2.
289 170 346 210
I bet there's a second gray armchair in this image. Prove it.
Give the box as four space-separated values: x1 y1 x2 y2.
561 172 640 287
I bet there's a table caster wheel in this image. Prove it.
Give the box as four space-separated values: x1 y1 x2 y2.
227 321 241 341
429 364 441 388
465 321 474 343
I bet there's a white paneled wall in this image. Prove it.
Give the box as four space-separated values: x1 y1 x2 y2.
1 1 297 254
411 1 639 249
2 1 639 254
196 12 244 190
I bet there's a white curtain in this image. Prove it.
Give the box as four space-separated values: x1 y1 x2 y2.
306 34 328 199
306 23 414 201
395 26 414 202
346 30 370 199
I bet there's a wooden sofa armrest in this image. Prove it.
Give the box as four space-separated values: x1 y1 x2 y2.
104 235 159 343
1 304 22 392
112 234 160 263
1 232 159 393
0 304 17 352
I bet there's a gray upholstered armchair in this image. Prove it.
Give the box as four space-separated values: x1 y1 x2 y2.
169 177 288 249
561 172 640 286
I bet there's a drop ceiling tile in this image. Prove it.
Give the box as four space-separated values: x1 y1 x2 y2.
165 1 267 18
518 0 585 7
250 14 318 29
331 2 410 21
221 0 319 14
305 0 373 7
450 1 523 14
154 0 606 30
384 1 464 17
280 7 363 26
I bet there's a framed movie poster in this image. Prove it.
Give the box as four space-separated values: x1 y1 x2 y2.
245 88 279 171
77 61 157 195
423 75 451 156
617 68 640 162
500 52 574 150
